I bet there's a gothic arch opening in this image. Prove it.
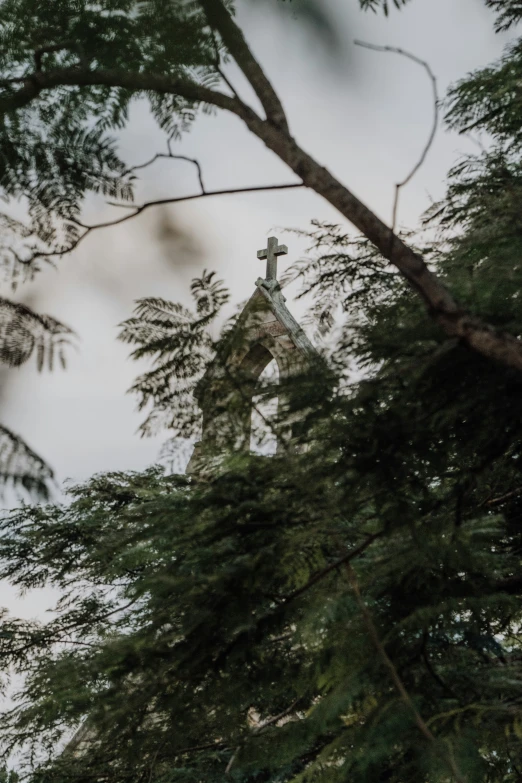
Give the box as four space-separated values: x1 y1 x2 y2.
184 236 319 476
250 358 280 455
237 341 281 456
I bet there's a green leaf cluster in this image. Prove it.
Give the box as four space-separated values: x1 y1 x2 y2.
7 203 522 779
0 0 220 271
0 299 74 500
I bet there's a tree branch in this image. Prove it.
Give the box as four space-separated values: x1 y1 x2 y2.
124 148 207 193
0 66 254 122
198 0 289 132
354 41 439 235
247 117 522 371
27 182 303 265
2 64 522 372
209 26 243 103
34 41 76 71
343 560 467 783
485 486 522 507
282 532 382 604
226 697 302 775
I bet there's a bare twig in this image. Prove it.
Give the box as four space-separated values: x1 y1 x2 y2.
354 41 439 236
175 740 228 755
283 532 382 604
209 26 243 102
24 182 303 266
225 745 240 776
199 0 289 132
125 149 207 193
254 697 301 732
485 486 522 508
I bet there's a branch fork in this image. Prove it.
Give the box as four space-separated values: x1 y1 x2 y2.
0 0 521 373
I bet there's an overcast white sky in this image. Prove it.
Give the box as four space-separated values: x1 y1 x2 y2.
0 0 514 615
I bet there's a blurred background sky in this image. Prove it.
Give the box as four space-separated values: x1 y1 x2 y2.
0 0 514 614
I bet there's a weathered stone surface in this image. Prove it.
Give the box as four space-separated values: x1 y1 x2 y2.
187 241 318 474
256 236 288 280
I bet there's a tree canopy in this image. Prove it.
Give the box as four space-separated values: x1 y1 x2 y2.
3 1 522 782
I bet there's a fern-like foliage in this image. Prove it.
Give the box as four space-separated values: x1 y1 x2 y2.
0 423 54 500
118 270 229 439
0 0 220 278
0 298 74 499
445 49 522 143
7 194 522 779
360 0 521 29
0 297 73 370
485 0 522 30
359 0 411 13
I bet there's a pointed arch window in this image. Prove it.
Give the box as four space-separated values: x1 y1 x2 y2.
250 357 279 455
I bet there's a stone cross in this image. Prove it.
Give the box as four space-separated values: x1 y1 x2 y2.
257 236 288 281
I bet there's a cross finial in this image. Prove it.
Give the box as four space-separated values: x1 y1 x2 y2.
257 236 288 281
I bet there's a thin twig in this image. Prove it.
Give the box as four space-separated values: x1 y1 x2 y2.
254 697 301 732
23 182 304 266
283 532 382 604
354 41 439 237
175 740 228 755
99 183 302 229
209 26 242 102
225 745 240 775
199 0 289 132
125 150 206 193
485 486 522 508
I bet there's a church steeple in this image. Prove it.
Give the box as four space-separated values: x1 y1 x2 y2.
186 237 317 475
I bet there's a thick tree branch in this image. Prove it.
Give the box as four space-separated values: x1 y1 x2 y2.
198 0 289 133
245 120 522 371
0 67 254 121
3 65 522 371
